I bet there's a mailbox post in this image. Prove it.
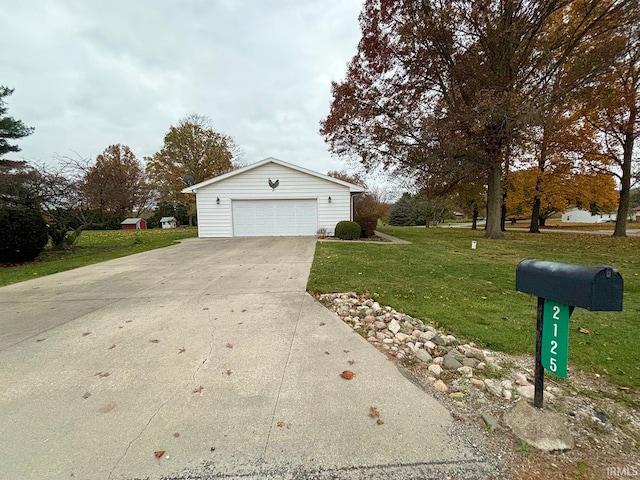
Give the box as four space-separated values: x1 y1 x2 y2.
516 260 623 408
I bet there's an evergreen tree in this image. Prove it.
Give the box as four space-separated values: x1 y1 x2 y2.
0 86 34 158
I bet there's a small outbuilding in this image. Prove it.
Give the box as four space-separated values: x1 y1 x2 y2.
160 216 178 229
121 218 147 230
181 157 365 237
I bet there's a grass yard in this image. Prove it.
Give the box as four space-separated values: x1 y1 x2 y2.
0 228 198 287
308 226 640 389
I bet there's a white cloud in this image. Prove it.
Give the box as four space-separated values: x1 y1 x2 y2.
1 0 363 175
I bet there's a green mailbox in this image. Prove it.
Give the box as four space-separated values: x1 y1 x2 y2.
515 259 623 408
516 260 623 311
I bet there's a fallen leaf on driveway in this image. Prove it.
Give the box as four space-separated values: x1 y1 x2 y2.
154 450 165 458
94 372 110 378
226 370 232 376
348 360 355 366
82 392 91 399
173 432 180 438
178 347 186 354
325 351 331 355
226 343 233 349
340 370 354 380
319 322 326 326
150 339 160 343
108 344 116 350
276 421 286 428
376 419 384 425
369 406 379 418
82 332 91 336
99 402 116 413
193 386 204 393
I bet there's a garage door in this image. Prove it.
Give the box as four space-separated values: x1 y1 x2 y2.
232 200 318 237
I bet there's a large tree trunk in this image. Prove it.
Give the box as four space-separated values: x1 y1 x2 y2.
472 205 479 230
613 131 634 237
485 165 505 239
529 197 541 233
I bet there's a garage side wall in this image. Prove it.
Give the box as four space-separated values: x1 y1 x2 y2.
193 163 353 237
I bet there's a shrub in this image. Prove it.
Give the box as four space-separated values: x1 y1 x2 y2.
354 193 387 236
335 220 361 240
0 205 49 263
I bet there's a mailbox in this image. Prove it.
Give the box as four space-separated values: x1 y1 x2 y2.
516 259 623 311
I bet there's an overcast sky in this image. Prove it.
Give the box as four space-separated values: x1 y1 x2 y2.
1 0 365 177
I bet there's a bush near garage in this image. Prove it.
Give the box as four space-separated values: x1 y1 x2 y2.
0 205 49 263
354 193 387 237
335 221 361 240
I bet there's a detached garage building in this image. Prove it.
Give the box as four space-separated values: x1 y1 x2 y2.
181 157 364 237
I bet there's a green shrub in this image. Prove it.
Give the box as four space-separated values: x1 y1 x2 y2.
335 221 361 240
0 205 49 263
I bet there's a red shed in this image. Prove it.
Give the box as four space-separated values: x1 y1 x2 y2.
121 218 147 230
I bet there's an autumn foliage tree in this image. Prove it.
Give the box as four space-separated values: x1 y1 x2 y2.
506 168 618 223
146 114 237 225
582 7 640 236
321 0 628 239
83 144 150 222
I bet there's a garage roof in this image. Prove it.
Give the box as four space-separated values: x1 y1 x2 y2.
181 157 365 194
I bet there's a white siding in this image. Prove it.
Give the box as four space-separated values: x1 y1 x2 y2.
192 162 354 237
561 208 616 223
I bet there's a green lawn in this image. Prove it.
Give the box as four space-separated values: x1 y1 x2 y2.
308 227 640 389
0 228 198 287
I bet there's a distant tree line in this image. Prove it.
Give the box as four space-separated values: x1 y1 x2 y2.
1 87 240 262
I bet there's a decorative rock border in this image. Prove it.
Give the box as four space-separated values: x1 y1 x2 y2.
318 292 553 402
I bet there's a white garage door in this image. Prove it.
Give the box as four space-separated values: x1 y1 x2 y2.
232 199 318 237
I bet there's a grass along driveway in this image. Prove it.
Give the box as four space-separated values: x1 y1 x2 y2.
0 228 198 287
307 226 640 390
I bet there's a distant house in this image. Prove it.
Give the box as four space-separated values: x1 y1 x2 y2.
121 218 147 230
160 216 177 229
561 208 617 224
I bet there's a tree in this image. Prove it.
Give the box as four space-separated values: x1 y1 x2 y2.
583 7 640 236
321 0 628 239
0 86 34 158
327 170 387 236
506 167 618 222
0 161 48 263
146 114 237 225
389 193 418 226
83 144 150 220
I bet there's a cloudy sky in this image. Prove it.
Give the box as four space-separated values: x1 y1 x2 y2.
1 0 365 176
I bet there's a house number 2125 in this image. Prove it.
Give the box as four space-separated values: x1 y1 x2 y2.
541 301 570 378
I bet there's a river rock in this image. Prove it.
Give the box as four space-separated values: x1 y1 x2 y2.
395 332 410 342
484 379 503 398
388 319 401 334
415 349 433 363
443 353 463 371
434 380 448 392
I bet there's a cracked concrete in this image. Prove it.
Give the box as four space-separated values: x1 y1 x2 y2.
0 237 499 479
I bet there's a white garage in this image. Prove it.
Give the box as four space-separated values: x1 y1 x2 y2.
181 157 365 238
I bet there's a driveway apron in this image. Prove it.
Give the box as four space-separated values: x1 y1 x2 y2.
0 237 495 479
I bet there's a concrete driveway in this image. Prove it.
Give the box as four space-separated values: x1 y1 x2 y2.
0 237 497 479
